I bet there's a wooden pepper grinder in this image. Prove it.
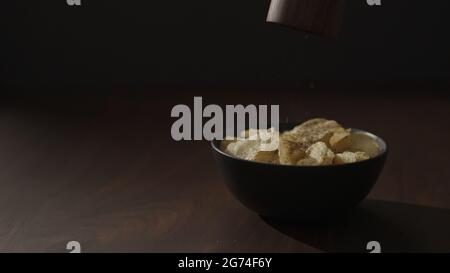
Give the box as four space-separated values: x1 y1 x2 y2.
267 0 346 37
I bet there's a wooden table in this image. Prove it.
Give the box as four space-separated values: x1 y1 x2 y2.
0 86 449 252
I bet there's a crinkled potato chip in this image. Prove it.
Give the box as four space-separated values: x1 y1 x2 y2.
278 133 308 165
329 128 351 147
331 132 379 157
334 151 370 165
289 118 344 148
258 128 279 152
220 118 378 166
297 157 320 166
292 118 330 132
227 140 260 160
225 127 280 162
220 139 236 154
252 150 280 164
300 141 335 166
239 128 279 151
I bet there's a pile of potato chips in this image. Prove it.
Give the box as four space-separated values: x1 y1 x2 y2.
220 118 380 166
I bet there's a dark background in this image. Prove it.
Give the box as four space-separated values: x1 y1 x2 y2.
1 0 450 91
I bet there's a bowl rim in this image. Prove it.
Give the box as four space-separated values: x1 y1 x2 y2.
211 127 388 168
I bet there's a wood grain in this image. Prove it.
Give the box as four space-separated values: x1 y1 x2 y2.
0 87 449 252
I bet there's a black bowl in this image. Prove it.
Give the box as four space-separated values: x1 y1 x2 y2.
211 123 388 221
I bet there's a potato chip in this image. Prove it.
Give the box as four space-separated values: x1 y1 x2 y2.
329 128 351 147
292 118 341 134
252 150 280 164
288 118 344 148
259 128 279 152
219 139 236 154
278 133 308 165
331 132 379 157
334 151 370 164
226 140 260 160
298 141 335 166
297 157 320 166
239 128 279 151
220 118 378 166
292 118 330 131
224 128 280 162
